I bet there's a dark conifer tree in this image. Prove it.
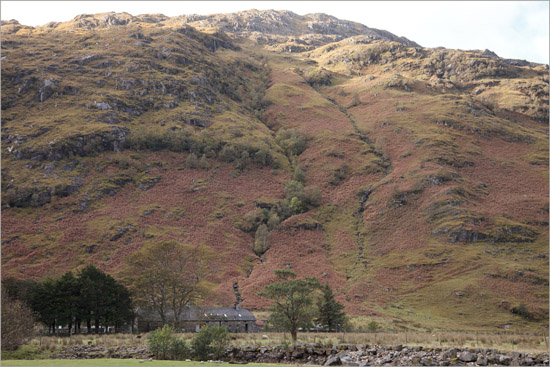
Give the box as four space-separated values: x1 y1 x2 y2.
24 265 133 334
30 278 59 333
54 272 80 333
316 283 347 331
78 265 133 333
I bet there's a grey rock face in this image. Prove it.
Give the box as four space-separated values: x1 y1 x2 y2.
95 101 112 110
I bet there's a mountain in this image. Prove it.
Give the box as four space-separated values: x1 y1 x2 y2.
1 10 548 332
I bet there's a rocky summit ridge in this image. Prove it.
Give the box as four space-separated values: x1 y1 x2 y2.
3 10 420 47
1 10 548 332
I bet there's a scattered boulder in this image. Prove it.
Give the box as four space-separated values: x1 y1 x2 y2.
457 351 476 362
325 355 342 366
95 101 112 110
499 355 512 365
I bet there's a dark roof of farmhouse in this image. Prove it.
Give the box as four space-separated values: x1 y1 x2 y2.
136 306 256 322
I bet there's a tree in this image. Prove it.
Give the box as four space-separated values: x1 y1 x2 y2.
253 224 270 256
289 196 305 214
293 166 305 183
54 272 80 334
186 153 198 168
237 150 250 170
259 269 320 342
275 129 307 156
106 279 133 332
219 145 236 162
284 180 305 201
267 211 280 230
78 265 133 333
1 277 40 305
1 288 35 351
199 154 209 170
316 283 347 331
304 186 323 207
126 241 212 329
11 267 132 335
30 278 59 333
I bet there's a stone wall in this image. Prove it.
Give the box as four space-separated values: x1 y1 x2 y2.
53 345 151 360
54 343 549 366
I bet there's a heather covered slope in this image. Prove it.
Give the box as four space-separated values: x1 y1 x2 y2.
1 10 548 332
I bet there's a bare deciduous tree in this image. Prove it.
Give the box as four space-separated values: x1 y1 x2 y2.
1 288 35 351
126 241 213 329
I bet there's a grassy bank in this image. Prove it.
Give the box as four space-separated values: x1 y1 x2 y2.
8 330 548 359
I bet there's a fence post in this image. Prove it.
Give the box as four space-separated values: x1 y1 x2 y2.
405 329 408 344
476 331 479 347
543 330 548 348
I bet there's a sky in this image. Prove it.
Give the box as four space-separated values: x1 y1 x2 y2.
1 1 548 64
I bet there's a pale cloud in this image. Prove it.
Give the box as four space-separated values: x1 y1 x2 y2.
1 1 548 64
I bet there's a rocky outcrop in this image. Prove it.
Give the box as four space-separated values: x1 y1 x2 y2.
7 127 128 162
177 10 420 47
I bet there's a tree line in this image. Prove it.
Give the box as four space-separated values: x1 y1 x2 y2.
2 265 132 334
2 241 348 348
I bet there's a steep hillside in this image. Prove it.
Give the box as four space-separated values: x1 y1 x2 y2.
1 10 548 332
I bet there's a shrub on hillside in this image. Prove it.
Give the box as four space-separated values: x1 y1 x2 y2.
236 209 264 232
199 154 209 170
329 165 348 185
289 197 306 214
293 165 305 183
254 224 270 256
276 129 307 157
304 186 323 207
219 145 237 162
284 180 305 201
511 302 533 320
186 153 198 168
267 211 281 230
305 68 332 86
192 326 229 361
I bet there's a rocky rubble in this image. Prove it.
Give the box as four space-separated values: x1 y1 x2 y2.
54 343 549 366
224 344 549 366
54 345 151 360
